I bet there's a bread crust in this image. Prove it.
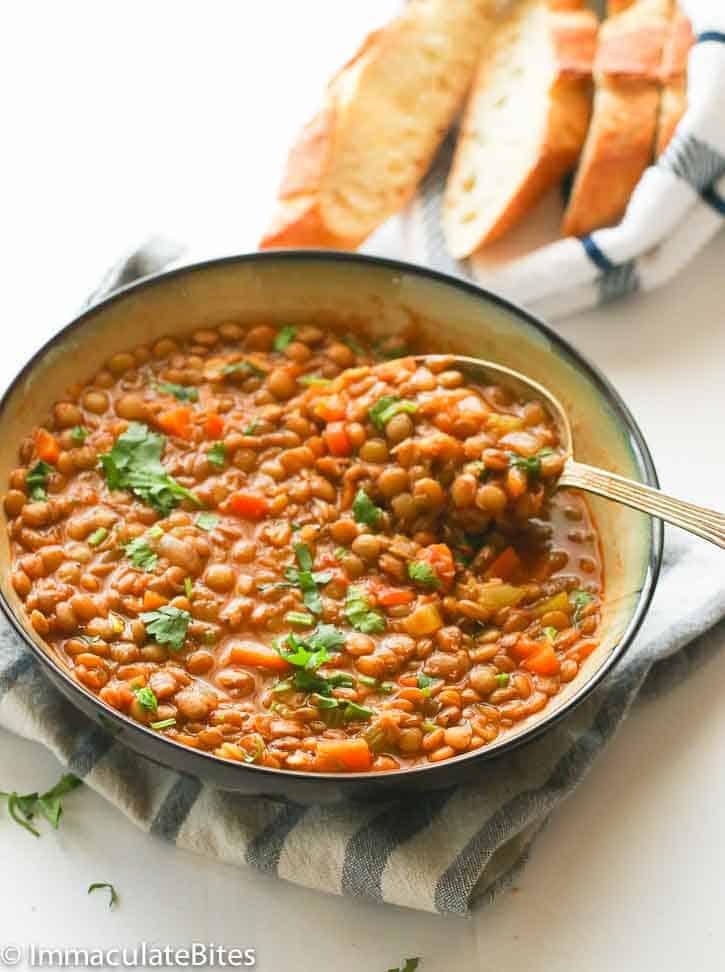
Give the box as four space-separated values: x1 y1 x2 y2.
260 0 493 251
562 0 670 238
656 8 693 156
443 0 597 258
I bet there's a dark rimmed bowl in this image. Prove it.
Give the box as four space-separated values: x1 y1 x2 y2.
0 252 662 803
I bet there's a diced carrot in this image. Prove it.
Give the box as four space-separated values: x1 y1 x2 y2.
314 396 347 422
228 491 270 520
420 543 456 588
485 546 521 582
377 587 415 607
568 640 598 662
158 406 192 439
227 643 291 673
317 737 372 773
523 642 560 676
204 413 225 439
509 636 540 661
143 590 169 610
324 421 352 457
34 429 60 464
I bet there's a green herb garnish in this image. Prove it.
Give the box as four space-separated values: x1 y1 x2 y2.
344 586 385 634
369 395 418 432
274 326 297 351
100 422 201 515
133 685 158 711
243 419 260 436
387 960 420 972
495 673 510 688
298 375 331 387
155 382 198 402
285 611 315 627
416 674 436 697
571 589 594 624
26 461 52 501
542 626 558 642
70 426 89 445
421 721 438 734
312 697 374 723
88 883 119 909
243 736 264 764
87 527 109 547
195 511 220 532
0 773 81 836
150 718 176 730
207 442 226 468
508 448 555 479
352 488 383 528
140 605 191 652
408 561 439 589
123 534 159 572
222 359 266 379
283 543 332 615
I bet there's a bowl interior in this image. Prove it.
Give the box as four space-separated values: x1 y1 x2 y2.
0 253 659 767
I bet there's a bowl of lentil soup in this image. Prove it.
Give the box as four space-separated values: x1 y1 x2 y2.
0 253 661 801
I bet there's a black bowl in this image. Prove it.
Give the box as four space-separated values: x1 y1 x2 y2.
0 252 662 802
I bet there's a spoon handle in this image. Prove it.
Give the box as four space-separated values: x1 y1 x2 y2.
560 460 725 550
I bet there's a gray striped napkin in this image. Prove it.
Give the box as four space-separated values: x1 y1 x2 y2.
1 245 724 914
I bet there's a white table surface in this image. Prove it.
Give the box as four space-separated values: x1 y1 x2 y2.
2 3 725 969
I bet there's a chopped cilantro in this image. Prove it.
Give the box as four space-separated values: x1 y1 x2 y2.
0 773 81 836
100 422 201 515
508 448 555 479
155 382 198 402
243 419 260 436
87 527 108 547
495 673 510 688
369 395 418 432
416 674 436 697
140 605 191 652
222 359 266 379
123 534 159 571
571 590 595 624
283 543 332 615
387 960 420 972
352 488 383 528
274 326 297 351
133 685 158 711
344 586 385 634
243 736 264 764
408 561 439 589
70 426 89 445
207 442 226 468
312 697 374 722
195 511 220 532
26 461 52 501
88 883 119 909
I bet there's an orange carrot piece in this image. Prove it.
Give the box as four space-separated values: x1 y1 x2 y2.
317 737 372 772
485 546 521 582
228 491 270 521
143 590 169 611
227 643 291 673
510 636 541 662
420 543 456 588
377 587 415 607
314 397 347 422
324 421 352 457
204 413 224 439
158 406 192 439
34 429 60 464
523 642 561 676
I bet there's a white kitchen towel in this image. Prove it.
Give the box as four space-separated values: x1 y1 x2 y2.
405 1 725 320
0 241 724 915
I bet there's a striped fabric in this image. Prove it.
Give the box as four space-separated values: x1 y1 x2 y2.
407 0 725 320
0 247 724 914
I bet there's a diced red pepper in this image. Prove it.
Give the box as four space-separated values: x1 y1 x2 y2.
324 421 352 457
228 491 270 521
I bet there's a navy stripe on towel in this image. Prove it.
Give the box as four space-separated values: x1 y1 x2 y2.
67 726 115 778
151 775 203 841
246 802 308 874
697 31 725 45
0 651 34 700
702 185 725 215
580 236 614 273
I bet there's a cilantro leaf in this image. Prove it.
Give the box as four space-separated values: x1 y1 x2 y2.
416 674 436 695
140 605 191 651
408 561 439 589
207 442 226 468
70 426 89 445
195 511 220 531
508 448 555 479
274 326 297 351
386 960 420 972
344 586 385 634
155 382 198 402
0 773 81 836
222 360 266 379
88 883 119 909
100 422 201 515
496 672 509 687
352 488 383 528
294 542 313 572
243 419 260 436
283 545 331 615
123 534 159 571
571 590 594 624
369 395 418 432
132 686 158 711
26 461 52 501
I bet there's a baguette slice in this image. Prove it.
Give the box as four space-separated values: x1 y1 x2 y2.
561 0 670 238
443 0 597 260
656 7 694 157
260 0 493 251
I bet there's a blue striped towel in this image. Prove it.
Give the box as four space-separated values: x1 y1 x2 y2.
0 240 724 914
405 0 725 320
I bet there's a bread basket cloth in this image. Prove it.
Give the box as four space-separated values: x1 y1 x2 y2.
0 239 723 915
404 0 725 320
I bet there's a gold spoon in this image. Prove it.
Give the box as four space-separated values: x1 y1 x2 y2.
416 355 725 549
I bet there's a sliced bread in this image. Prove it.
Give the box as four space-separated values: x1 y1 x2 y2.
561 0 670 238
443 0 597 260
260 0 494 251
656 7 694 157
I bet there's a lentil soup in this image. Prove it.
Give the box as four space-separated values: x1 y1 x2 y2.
4 322 602 774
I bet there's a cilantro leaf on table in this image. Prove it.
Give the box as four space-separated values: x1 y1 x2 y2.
100 422 201 515
0 773 81 836
344 586 385 634
140 605 191 652
88 882 119 909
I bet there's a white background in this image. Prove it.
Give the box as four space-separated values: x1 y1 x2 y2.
2 3 725 970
